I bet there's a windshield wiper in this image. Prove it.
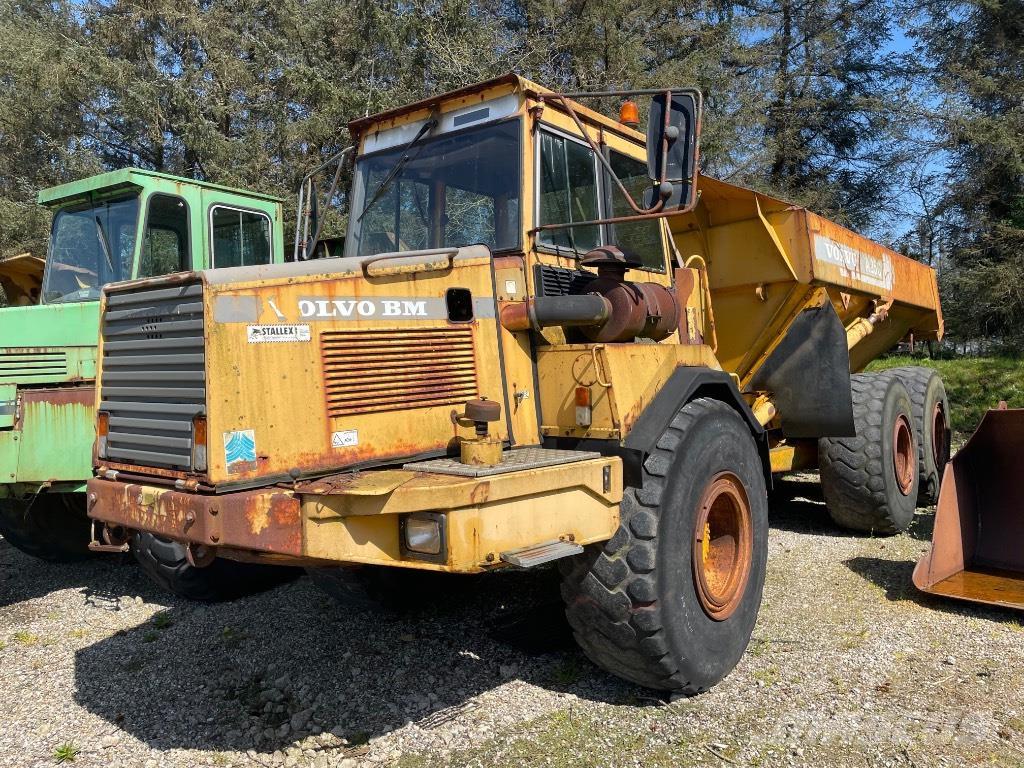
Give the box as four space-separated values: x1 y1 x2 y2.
356 113 438 223
94 215 116 274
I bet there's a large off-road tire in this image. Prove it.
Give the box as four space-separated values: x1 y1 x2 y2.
133 532 295 602
0 493 92 563
559 397 769 694
819 373 919 534
887 366 950 506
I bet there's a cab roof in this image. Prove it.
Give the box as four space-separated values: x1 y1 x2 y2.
347 73 647 145
37 168 284 208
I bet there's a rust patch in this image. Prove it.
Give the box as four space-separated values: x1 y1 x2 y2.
87 478 303 557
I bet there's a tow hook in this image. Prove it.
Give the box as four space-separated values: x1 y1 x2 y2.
88 519 131 554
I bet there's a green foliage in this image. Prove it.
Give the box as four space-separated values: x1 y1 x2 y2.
53 742 80 763
867 356 1024 437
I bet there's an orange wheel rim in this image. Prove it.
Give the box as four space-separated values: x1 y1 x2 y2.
692 473 753 621
893 414 915 496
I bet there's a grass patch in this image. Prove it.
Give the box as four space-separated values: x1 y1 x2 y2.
152 611 173 630
548 657 585 686
142 630 159 643
53 742 80 763
13 631 39 646
867 356 1024 438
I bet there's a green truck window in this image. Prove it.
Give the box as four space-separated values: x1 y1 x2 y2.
608 151 665 272
41 196 139 304
537 131 600 252
139 194 190 277
211 206 272 268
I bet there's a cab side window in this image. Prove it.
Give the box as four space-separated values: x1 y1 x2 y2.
608 151 664 271
138 194 190 278
537 131 601 252
211 206 272 268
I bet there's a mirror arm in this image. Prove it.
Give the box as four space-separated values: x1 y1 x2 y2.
542 94 663 216
293 145 353 261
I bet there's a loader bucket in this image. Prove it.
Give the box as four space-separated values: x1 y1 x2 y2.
912 406 1024 611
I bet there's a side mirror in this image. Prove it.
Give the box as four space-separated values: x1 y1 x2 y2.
646 90 702 211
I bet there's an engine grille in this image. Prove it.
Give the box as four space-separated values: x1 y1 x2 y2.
0 350 68 382
321 327 478 417
534 264 595 297
99 282 205 470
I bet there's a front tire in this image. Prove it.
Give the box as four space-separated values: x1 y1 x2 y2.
819 373 919 533
559 398 768 693
133 532 296 602
0 493 92 562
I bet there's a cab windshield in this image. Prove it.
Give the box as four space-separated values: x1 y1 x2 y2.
42 196 139 304
348 120 521 257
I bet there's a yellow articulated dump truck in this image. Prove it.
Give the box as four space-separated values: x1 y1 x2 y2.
86 75 944 693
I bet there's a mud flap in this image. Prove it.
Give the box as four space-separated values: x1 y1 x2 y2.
747 301 855 438
913 407 1024 610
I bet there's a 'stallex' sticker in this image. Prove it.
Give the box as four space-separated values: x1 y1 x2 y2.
246 324 311 343
224 429 258 474
331 430 359 448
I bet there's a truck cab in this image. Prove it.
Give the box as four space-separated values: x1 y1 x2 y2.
0 169 286 561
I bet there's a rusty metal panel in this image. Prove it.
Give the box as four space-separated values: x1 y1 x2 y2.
87 478 303 556
913 407 1024 611
15 387 95 482
321 327 478 416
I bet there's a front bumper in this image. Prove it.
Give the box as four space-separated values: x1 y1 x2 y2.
87 456 622 572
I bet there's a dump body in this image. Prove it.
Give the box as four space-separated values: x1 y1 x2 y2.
673 176 942 385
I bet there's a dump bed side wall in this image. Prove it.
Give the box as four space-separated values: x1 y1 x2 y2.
671 177 943 382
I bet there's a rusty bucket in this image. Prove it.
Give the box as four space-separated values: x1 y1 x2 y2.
913 405 1024 610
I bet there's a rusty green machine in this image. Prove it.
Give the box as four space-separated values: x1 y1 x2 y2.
0 170 293 599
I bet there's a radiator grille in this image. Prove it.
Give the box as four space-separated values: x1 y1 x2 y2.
0 350 68 381
99 282 205 470
321 327 478 417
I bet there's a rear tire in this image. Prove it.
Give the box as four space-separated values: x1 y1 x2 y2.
559 397 768 693
887 367 950 506
0 493 91 563
819 373 919 534
133 532 295 602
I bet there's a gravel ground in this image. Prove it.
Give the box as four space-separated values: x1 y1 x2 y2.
2 478 1023 768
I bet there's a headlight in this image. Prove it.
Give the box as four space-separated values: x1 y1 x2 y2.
401 512 446 559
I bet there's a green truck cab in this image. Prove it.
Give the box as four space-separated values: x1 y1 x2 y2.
0 169 286 572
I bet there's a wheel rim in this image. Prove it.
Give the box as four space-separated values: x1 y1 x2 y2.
931 401 949 469
892 414 915 496
692 472 753 621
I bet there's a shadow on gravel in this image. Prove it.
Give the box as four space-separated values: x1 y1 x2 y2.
0 536 147 610
768 478 937 542
73 567 639 755
844 556 1022 624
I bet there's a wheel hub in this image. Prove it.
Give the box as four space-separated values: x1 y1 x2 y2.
893 414 915 496
692 472 753 621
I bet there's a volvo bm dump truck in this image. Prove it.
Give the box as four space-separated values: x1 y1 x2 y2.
86 75 945 692
0 170 293 599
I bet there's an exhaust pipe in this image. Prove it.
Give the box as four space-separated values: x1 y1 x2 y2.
913 404 1024 611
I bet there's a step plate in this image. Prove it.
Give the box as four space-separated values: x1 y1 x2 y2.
404 448 601 478
500 539 584 568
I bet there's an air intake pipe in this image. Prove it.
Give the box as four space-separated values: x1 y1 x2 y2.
501 247 680 342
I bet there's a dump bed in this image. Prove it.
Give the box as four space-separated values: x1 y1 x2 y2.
671 176 942 385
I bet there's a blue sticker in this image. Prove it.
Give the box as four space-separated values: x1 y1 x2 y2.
224 429 257 474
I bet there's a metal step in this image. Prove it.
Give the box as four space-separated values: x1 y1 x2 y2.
404 447 600 478
500 539 583 568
